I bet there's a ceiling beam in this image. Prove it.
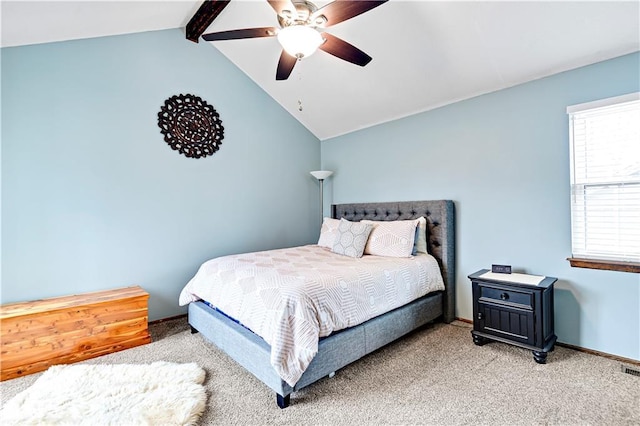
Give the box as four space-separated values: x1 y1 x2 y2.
185 0 231 43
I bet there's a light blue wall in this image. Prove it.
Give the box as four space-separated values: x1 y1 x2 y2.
2 28 638 361
1 29 321 320
322 52 640 361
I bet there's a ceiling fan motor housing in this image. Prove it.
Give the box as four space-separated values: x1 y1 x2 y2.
277 0 327 29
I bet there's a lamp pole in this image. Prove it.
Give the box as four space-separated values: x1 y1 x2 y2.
310 170 333 227
318 178 325 224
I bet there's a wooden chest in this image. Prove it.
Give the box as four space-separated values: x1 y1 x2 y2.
1 286 151 381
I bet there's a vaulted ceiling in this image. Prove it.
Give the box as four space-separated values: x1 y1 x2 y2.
2 1 639 140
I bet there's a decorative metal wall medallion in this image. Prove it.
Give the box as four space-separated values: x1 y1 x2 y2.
157 94 224 159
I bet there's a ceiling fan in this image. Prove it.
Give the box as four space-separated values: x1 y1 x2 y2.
199 0 388 80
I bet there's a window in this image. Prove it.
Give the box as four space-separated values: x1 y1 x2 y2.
567 93 640 273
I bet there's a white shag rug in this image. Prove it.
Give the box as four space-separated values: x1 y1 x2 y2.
0 361 207 426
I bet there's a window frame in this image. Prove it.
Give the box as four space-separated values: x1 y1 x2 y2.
566 92 640 274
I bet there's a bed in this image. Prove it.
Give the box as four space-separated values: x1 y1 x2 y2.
182 200 455 408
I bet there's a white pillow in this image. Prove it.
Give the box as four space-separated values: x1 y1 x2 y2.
331 219 374 258
317 217 341 248
415 216 428 254
362 219 418 258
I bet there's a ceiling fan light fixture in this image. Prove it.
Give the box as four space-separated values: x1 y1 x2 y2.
277 25 324 59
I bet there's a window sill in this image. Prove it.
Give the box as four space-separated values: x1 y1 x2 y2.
567 258 640 273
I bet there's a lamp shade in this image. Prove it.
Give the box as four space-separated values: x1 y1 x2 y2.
310 170 333 180
277 25 324 58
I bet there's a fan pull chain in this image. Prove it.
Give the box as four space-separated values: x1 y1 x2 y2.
297 67 303 112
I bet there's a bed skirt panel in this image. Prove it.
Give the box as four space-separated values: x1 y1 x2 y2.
188 301 289 394
189 291 443 398
363 292 442 353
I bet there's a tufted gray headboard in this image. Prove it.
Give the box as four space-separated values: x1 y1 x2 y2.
332 200 456 323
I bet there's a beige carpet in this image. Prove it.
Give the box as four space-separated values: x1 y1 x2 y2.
1 318 638 425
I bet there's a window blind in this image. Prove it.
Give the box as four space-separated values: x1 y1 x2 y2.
567 93 640 263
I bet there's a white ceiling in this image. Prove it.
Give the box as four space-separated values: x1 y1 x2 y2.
2 1 639 140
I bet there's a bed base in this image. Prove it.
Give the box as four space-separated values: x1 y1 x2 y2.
189 293 443 408
188 200 455 408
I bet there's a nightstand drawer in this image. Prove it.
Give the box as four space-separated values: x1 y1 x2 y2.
478 285 533 308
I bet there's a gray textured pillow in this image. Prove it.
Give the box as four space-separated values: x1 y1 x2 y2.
331 219 374 258
415 216 428 254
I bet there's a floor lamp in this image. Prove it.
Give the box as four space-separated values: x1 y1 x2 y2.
310 170 333 226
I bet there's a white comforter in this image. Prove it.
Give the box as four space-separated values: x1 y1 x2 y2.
179 245 445 386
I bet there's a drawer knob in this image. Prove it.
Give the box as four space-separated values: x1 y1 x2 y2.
477 312 483 320
500 292 509 300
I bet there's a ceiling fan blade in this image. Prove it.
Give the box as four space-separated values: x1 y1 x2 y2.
312 0 388 28
202 27 277 41
185 0 230 43
276 50 298 80
267 0 297 17
319 33 372 66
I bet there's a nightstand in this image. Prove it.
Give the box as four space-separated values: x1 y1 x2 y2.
469 269 557 364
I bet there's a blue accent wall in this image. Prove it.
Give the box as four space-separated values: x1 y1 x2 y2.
1 29 321 320
2 27 638 361
322 52 640 360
